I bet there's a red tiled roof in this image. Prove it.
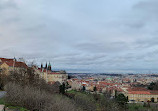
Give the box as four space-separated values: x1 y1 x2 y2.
129 91 151 95
98 82 114 86
127 87 148 92
0 58 14 63
5 61 28 68
150 91 158 95
128 90 158 95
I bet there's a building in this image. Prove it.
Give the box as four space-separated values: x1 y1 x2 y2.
127 91 158 102
47 71 68 84
0 58 28 75
34 63 68 84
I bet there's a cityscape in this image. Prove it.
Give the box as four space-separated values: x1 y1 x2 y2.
1 0 158 111
1 57 158 111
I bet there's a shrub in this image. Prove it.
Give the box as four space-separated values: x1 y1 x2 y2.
4 82 81 111
3 68 80 111
74 93 96 111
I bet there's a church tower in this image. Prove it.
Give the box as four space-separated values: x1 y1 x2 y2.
48 62 51 71
41 63 43 69
45 62 47 69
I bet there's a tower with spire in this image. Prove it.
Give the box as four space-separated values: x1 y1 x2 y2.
45 62 47 69
34 60 68 84
48 62 51 71
41 63 43 69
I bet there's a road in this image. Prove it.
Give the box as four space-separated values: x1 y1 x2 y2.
0 91 6 98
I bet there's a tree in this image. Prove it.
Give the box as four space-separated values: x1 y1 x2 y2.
60 83 66 94
93 86 97 92
126 96 128 102
0 73 8 90
116 93 128 106
82 86 86 91
148 81 158 90
65 81 70 89
148 82 156 90
151 97 154 102
68 75 71 79
62 83 66 94
52 81 60 93
114 90 117 98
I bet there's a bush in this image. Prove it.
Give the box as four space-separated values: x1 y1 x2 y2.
74 93 96 111
67 90 122 111
5 68 60 94
2 68 123 111
4 82 81 111
2 68 81 111
99 94 121 111
115 93 128 106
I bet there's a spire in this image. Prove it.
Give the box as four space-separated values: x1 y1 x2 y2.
45 62 47 69
48 62 51 71
41 63 43 69
13 57 16 62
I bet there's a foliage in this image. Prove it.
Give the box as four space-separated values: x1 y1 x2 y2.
0 73 8 90
7 68 60 93
148 82 156 90
0 98 29 111
143 102 147 107
127 103 157 111
73 91 97 111
93 86 97 92
0 98 5 104
67 90 122 111
60 82 66 94
148 81 158 90
115 93 128 106
82 86 85 91
147 102 150 108
2 68 80 111
1 68 128 111
4 82 80 111
99 96 121 111
7 106 29 111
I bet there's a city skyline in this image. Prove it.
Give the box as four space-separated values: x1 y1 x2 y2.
1 0 158 73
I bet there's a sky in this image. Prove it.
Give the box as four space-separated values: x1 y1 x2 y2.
0 0 158 73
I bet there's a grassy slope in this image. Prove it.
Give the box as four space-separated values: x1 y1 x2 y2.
0 98 29 111
0 98 5 104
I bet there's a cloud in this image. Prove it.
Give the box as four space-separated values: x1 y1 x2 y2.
0 0 158 73
75 41 129 53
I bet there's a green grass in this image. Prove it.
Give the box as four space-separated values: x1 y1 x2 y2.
66 90 77 94
7 106 29 111
0 98 29 111
0 98 5 104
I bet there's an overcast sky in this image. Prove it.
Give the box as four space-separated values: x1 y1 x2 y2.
0 0 158 73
